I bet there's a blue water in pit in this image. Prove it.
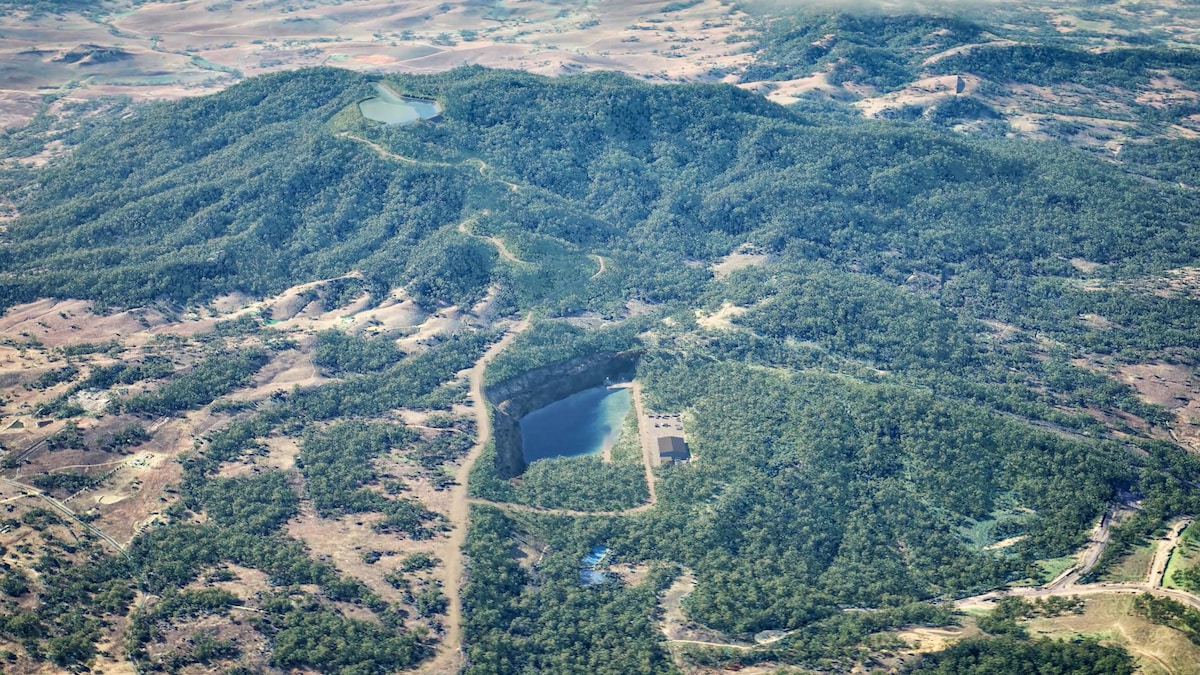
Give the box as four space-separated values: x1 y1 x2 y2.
519 386 631 463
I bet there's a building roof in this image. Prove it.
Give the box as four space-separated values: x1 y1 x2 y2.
657 436 690 460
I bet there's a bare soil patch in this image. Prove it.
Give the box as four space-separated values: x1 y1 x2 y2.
1071 258 1105 274
984 535 1027 551
92 442 182 545
855 74 979 118
1024 594 1200 675
659 569 698 641
609 561 650 587
209 563 273 600
1117 362 1197 409
1079 313 1114 330
142 609 270 674
711 248 771 279
658 569 753 648
695 302 748 331
217 434 299 478
222 346 328 403
0 298 171 348
1126 266 1200 300
981 319 1021 341
892 623 978 658
285 508 447 619
1071 357 1200 453
396 306 467 352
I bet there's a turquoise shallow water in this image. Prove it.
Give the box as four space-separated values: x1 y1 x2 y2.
520 386 631 463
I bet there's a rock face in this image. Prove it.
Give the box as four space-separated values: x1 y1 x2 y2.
485 350 642 478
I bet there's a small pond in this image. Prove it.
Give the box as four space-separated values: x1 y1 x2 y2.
580 546 610 586
358 82 442 126
520 385 631 463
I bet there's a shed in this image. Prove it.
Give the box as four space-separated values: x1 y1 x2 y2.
657 436 690 463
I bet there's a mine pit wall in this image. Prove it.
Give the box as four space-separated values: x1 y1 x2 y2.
486 350 643 479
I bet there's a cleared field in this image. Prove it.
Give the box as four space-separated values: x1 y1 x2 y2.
1024 594 1200 675
1102 541 1159 583
1036 555 1080 585
1164 523 1200 591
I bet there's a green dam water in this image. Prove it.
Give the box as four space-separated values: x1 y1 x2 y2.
520 385 631 463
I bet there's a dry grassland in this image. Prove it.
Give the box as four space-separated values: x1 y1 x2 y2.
0 0 757 129
0 276 495 664
1025 595 1200 675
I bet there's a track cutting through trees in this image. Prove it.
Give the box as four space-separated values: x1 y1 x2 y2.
421 320 666 672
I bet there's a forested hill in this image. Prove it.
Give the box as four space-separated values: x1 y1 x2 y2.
7 64 1200 674
4 65 1200 329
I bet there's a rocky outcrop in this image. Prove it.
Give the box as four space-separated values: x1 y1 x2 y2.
486 350 642 478
56 45 132 65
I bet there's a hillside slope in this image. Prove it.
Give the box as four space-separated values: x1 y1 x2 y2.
1 66 1200 673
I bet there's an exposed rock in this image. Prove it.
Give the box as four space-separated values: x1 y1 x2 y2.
486 350 642 478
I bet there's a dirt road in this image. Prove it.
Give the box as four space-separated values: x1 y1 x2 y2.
589 254 607 280
0 476 127 557
456 214 530 266
632 381 658 508
1150 518 1192 588
463 158 520 192
420 316 529 675
340 132 521 193
1045 506 1116 591
337 131 424 165
956 516 1200 613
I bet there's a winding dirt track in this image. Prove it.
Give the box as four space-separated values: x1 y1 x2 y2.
589 254 607 280
456 215 530 265
463 158 520 192
419 323 663 672
338 132 520 193
955 516 1200 613
338 132 424 165
420 316 530 674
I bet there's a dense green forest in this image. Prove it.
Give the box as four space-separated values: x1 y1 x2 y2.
7 65 1200 337
744 9 1200 113
743 14 984 89
2 26 1200 672
909 635 1135 674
